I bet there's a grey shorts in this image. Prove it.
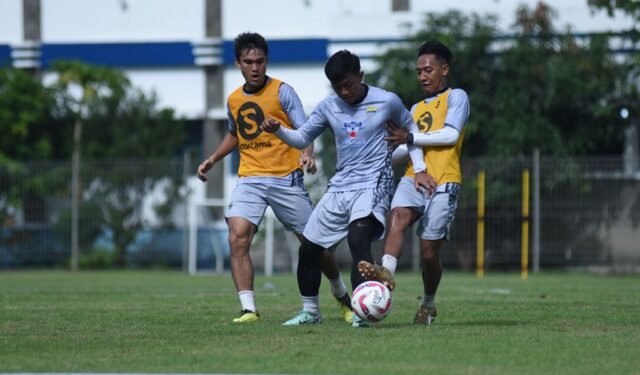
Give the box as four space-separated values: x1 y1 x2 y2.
303 186 392 249
225 170 312 233
391 177 460 241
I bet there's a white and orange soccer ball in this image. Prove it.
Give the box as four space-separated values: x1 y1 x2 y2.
351 281 393 322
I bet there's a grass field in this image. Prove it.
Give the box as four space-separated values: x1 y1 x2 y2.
1 270 639 374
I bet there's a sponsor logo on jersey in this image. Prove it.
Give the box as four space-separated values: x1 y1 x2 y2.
239 141 272 150
343 121 364 139
417 111 433 132
366 106 377 112
236 102 264 140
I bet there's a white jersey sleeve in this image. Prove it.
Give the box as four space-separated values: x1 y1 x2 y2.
444 89 469 132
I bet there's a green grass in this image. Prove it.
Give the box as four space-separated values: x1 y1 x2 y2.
1 270 639 374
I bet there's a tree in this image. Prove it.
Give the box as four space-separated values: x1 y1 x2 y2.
52 61 184 267
0 69 57 161
0 68 68 229
369 2 638 157
588 0 640 26
372 10 498 157
53 61 130 270
588 0 640 128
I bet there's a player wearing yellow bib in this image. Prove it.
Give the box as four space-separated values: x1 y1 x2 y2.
197 33 351 324
359 41 470 325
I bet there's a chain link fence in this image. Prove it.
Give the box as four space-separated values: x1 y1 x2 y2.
1 156 639 271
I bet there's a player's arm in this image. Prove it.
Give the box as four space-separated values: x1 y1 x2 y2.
389 97 427 173
279 83 317 174
300 144 317 174
197 109 239 182
389 95 435 193
391 144 409 166
387 124 459 147
261 101 328 150
388 90 470 147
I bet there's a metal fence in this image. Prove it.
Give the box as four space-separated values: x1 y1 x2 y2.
1 156 639 271
444 156 640 271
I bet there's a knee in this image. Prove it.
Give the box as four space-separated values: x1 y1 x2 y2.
389 208 415 231
228 230 252 253
421 251 438 265
421 246 440 265
346 232 360 250
299 238 323 259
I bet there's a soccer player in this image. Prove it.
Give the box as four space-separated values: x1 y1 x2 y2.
358 40 470 325
197 32 352 324
261 50 435 327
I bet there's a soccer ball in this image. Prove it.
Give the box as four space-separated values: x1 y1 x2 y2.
351 281 393 322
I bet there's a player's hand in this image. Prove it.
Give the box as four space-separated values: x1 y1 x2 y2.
260 118 281 133
300 154 317 174
385 121 410 149
414 171 436 195
197 158 214 182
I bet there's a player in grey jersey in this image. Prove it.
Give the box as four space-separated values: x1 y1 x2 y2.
261 50 435 327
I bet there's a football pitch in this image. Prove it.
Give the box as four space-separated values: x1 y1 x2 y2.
1 270 639 374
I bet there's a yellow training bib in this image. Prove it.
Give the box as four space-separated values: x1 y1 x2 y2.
227 78 302 177
405 89 464 185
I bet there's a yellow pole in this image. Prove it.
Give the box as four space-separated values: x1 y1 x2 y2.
521 169 530 280
476 170 485 278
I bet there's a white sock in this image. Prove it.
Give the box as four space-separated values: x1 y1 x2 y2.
302 295 320 314
381 254 398 276
238 290 256 312
329 274 348 298
421 293 436 309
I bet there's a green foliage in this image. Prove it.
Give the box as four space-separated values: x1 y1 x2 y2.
588 0 640 24
0 62 186 267
50 61 185 266
53 60 129 109
54 201 105 251
589 0 640 124
78 248 116 269
0 69 56 160
0 69 69 226
370 4 638 157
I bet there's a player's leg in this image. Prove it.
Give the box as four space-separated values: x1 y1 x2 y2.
346 215 383 328
312 237 352 323
414 183 460 325
269 171 349 296
317 249 348 303
413 237 444 325
283 192 348 325
227 216 260 322
384 206 421 260
295 233 348 297
225 181 268 323
270 173 350 322
346 215 383 290
359 177 424 289
358 206 420 290
282 236 325 325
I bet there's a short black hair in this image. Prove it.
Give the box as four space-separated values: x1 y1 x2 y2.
324 50 361 83
234 32 269 60
417 40 452 65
